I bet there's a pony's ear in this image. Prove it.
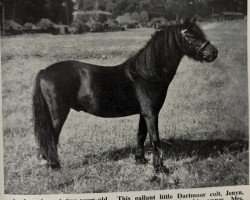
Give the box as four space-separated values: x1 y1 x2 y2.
182 18 191 26
191 17 197 24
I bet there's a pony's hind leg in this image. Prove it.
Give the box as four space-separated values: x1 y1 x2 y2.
50 108 70 169
135 115 148 164
40 80 70 169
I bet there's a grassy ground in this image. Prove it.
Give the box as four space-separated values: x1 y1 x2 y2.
1 21 248 194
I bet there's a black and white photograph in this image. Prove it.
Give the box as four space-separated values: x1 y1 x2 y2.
0 0 249 196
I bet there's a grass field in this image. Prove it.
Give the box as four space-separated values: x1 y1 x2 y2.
1 21 248 194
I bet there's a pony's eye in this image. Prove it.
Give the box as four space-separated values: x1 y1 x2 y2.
181 29 195 38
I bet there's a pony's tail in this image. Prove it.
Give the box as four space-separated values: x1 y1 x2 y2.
33 70 59 168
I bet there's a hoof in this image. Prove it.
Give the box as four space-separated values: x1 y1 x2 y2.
150 175 160 183
49 161 61 170
154 165 170 174
135 155 148 164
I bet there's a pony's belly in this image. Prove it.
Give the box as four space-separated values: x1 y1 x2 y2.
75 96 139 117
99 99 140 117
75 92 140 118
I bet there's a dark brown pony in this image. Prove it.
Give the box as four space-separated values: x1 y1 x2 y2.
33 18 218 172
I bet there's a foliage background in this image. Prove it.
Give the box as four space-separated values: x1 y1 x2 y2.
0 0 247 25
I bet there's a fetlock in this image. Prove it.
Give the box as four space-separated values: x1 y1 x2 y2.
135 149 148 164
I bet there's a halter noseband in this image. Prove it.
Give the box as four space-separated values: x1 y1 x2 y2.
197 40 210 55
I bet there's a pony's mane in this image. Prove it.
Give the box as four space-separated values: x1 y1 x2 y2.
124 23 184 82
124 22 206 82
133 23 184 59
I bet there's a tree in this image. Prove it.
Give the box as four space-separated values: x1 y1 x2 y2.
139 10 148 25
164 0 191 21
139 0 151 10
131 11 139 21
75 0 100 11
105 0 115 12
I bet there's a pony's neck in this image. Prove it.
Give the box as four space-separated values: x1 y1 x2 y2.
126 27 184 82
153 28 183 70
145 28 184 80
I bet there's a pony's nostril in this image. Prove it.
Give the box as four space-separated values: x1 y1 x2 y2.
213 50 218 58
203 51 210 57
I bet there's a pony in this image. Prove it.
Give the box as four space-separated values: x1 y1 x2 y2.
33 18 218 172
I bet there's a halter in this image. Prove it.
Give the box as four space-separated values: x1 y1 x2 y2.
181 29 210 58
197 40 210 55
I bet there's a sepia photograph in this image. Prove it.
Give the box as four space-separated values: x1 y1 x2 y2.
0 0 248 196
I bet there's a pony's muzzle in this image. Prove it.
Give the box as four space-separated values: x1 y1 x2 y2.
203 45 218 62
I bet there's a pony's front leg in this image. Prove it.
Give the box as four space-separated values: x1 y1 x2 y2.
135 115 148 164
143 113 168 173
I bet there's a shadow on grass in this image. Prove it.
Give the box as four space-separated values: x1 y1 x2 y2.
160 138 248 159
55 134 248 191
82 135 248 165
